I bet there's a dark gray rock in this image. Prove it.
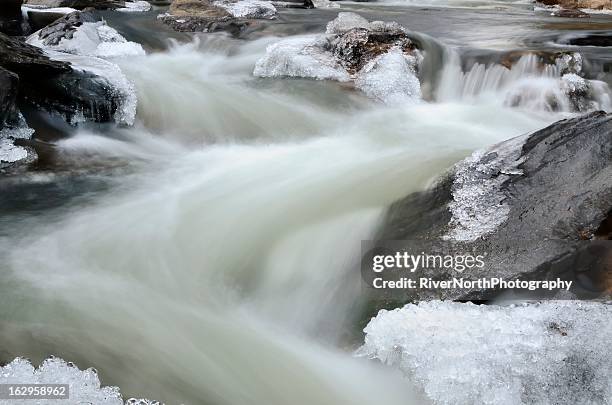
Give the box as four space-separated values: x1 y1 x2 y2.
0 32 120 123
24 0 125 10
36 11 99 47
0 67 19 128
372 112 612 301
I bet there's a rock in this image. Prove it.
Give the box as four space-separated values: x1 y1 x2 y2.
23 7 80 32
213 0 277 19
0 0 30 36
254 13 422 104
0 67 19 127
566 34 612 47
0 32 124 124
24 0 126 9
35 10 99 47
372 112 612 300
551 7 591 17
159 0 277 33
539 0 611 9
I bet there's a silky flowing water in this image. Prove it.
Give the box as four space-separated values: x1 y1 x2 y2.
0 1 611 403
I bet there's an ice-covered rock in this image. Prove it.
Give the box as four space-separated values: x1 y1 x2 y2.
375 112 612 300
26 12 142 125
0 357 159 405
213 0 277 18
358 301 612 405
254 12 422 104
118 0 152 12
355 47 422 104
0 120 35 165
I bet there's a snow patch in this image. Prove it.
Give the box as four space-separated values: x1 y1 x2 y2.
358 301 612 405
0 357 159 405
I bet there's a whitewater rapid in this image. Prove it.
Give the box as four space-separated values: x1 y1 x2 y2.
0 33 589 404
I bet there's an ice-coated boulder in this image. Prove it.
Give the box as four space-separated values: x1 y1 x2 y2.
254 12 423 105
358 301 612 405
373 112 612 300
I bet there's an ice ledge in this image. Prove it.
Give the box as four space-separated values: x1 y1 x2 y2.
358 301 612 405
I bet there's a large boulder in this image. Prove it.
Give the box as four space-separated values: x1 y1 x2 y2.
0 32 122 123
370 112 612 301
254 13 422 104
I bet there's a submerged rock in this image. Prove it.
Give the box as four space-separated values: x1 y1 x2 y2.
159 0 277 34
374 112 612 300
254 12 422 104
358 301 612 405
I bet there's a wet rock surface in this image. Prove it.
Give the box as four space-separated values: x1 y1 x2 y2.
374 112 612 300
159 0 278 34
24 0 126 9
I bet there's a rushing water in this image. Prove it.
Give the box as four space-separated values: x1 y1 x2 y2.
1 2 611 404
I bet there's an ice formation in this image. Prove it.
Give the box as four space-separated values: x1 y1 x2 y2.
358 301 612 405
214 0 277 19
0 116 35 164
254 13 423 104
443 135 526 242
355 47 422 104
27 21 143 125
0 357 158 405
117 1 153 12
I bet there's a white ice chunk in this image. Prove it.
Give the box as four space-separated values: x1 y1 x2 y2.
355 48 422 105
0 120 35 164
253 35 350 81
325 12 369 34
117 1 152 12
358 301 612 405
0 357 158 405
214 0 277 19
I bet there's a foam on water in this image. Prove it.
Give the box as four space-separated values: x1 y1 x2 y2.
358 301 612 405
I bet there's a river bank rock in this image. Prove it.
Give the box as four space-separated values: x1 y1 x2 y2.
372 112 612 301
538 0 612 9
0 68 20 127
24 0 126 9
159 0 277 34
254 12 422 104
